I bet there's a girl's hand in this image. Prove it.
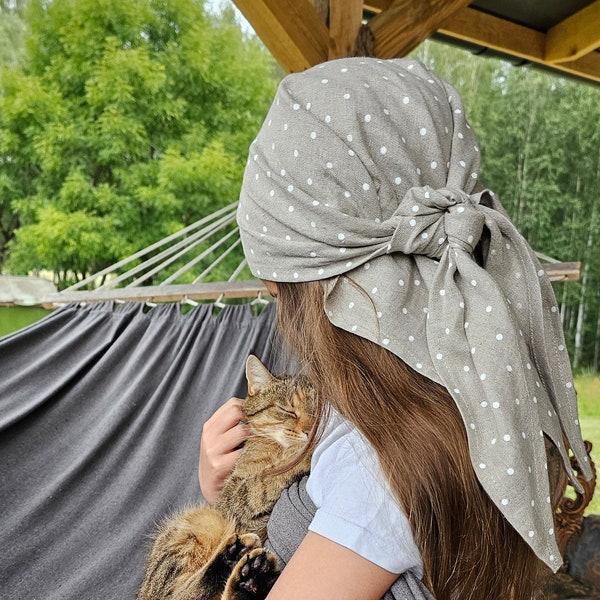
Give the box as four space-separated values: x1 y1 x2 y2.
198 397 251 504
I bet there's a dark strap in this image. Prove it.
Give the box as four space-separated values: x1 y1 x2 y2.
265 477 436 600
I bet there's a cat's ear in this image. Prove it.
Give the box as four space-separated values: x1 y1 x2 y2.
246 355 274 396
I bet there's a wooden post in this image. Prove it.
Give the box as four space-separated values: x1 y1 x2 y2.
329 0 364 59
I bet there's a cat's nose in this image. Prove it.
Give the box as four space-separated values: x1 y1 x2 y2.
301 419 313 436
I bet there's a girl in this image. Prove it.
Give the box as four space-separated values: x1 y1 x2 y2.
200 57 592 600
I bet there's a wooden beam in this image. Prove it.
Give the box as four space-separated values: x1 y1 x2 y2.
364 2 600 84
439 7 546 62
542 262 580 282
368 0 473 58
39 261 577 307
545 0 600 64
40 280 270 307
556 51 600 84
329 0 364 59
438 7 600 84
232 0 329 72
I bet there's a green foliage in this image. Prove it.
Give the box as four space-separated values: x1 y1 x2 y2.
9 205 116 286
0 0 278 287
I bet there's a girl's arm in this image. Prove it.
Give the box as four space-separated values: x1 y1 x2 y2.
266 531 398 600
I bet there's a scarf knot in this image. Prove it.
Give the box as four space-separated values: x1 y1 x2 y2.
388 186 486 259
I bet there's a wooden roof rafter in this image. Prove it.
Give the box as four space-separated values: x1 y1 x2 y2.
545 0 600 64
437 4 600 84
231 0 329 73
366 0 474 59
232 0 600 84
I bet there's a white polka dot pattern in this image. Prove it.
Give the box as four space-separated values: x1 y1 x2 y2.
237 57 592 572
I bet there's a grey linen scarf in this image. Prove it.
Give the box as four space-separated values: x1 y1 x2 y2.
237 57 592 570
265 477 435 600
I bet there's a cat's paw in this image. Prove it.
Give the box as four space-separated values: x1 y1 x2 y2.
223 533 261 567
228 548 278 597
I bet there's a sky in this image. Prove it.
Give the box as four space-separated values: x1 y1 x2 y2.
204 0 254 34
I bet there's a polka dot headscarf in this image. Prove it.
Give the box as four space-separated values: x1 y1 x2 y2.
237 57 592 570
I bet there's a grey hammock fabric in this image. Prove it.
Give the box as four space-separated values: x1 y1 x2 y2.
265 476 436 600
0 301 281 600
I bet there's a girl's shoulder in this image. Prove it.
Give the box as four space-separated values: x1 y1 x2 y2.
306 407 423 576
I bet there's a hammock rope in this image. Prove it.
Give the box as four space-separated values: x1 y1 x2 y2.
38 201 578 307
62 202 240 293
40 202 266 306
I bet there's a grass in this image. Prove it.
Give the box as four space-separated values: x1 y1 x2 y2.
575 373 600 515
0 305 54 338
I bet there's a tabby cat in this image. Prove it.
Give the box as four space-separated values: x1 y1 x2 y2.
136 355 317 600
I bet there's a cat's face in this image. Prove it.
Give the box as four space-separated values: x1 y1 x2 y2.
243 356 316 449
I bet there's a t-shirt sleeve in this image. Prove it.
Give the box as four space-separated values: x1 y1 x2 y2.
305 412 423 576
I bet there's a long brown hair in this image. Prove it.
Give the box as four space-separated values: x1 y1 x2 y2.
275 279 557 600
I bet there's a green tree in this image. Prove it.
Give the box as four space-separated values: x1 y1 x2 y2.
0 0 278 287
0 1 27 264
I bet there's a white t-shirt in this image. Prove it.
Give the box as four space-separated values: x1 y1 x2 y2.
306 407 423 577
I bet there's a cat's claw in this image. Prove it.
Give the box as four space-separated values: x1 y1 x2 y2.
234 549 278 596
238 555 269 592
223 534 261 567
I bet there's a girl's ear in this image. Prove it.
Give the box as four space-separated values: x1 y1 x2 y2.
245 355 274 396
